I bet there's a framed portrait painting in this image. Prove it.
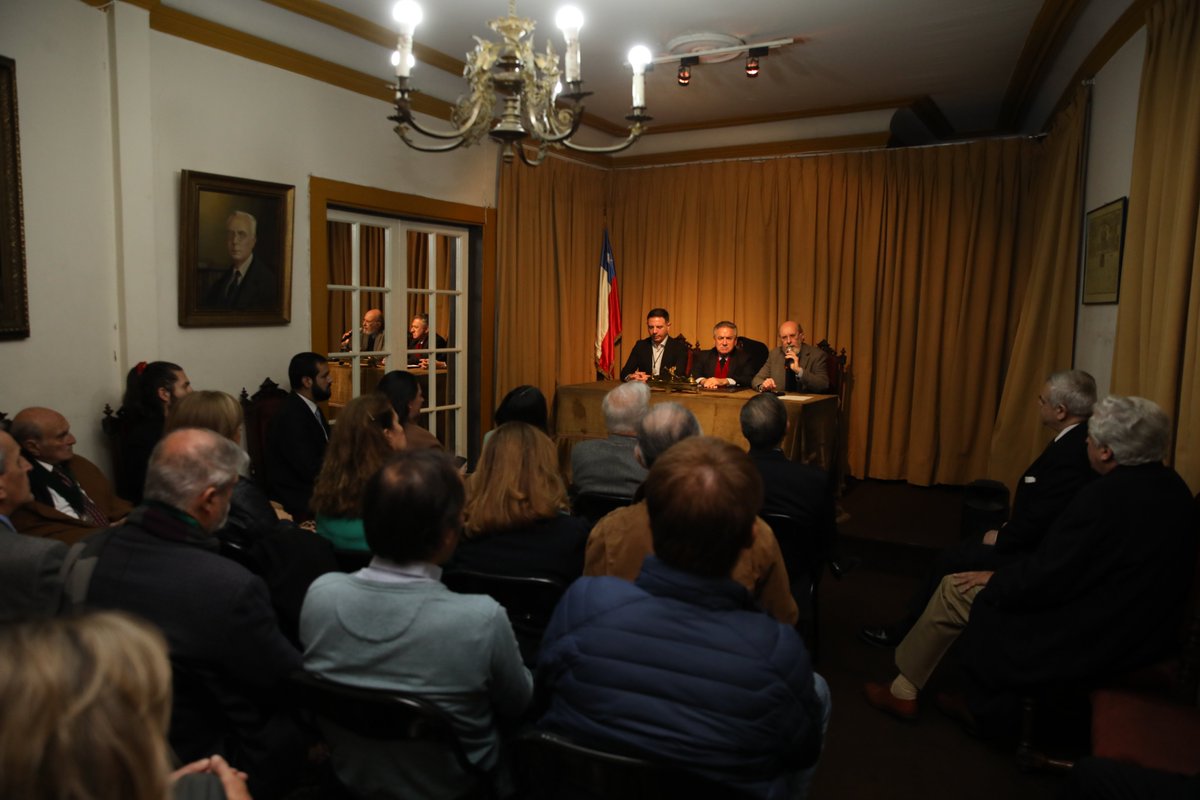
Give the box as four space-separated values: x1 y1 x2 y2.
1082 197 1127 305
0 55 30 339
178 170 294 326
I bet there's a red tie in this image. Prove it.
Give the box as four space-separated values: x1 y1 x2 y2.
715 356 730 380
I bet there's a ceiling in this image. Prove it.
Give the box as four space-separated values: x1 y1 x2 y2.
162 0 1129 154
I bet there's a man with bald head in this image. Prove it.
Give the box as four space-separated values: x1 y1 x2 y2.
10 407 131 543
341 308 386 353
753 321 829 393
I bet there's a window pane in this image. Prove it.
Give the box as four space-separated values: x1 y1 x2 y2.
358 225 388 290
434 234 459 292
326 288 353 353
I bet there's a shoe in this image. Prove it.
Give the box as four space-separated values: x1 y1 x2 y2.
864 682 918 721
934 690 980 737
858 625 902 649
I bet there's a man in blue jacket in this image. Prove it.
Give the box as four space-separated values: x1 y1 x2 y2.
538 435 831 799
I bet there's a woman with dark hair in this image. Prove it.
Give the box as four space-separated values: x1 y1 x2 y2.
309 394 406 552
449 422 589 585
376 370 442 450
117 360 192 503
494 385 548 431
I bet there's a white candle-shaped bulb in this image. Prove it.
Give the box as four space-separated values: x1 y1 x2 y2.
391 51 416 71
556 6 584 83
392 0 423 78
628 44 651 109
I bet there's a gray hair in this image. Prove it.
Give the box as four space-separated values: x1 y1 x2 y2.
1044 370 1097 417
740 393 788 449
603 381 651 435
226 210 257 236
636 403 701 468
1087 395 1171 466
143 428 248 509
712 320 738 337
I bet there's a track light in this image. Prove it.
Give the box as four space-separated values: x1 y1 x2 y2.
677 56 698 87
745 46 768 78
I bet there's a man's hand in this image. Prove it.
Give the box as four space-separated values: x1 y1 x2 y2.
951 571 994 592
785 349 800 372
171 755 252 800
700 377 724 390
981 529 999 546
759 378 777 392
339 329 353 352
627 370 649 382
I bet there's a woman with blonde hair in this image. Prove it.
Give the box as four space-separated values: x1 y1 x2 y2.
450 421 589 584
165 390 285 540
0 611 250 800
310 393 406 552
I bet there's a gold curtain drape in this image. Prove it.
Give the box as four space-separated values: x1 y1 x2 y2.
496 156 610 419
987 87 1090 493
325 222 386 352
407 231 455 345
1111 0 1200 493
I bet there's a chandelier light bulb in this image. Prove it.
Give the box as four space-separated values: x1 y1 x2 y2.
555 6 584 38
391 51 416 70
627 45 652 73
392 0 423 32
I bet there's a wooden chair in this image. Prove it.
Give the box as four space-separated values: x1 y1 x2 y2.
515 729 758 800
572 492 634 524
290 670 495 800
442 570 567 666
240 378 289 489
762 513 824 661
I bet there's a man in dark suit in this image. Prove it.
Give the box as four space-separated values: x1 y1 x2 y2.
860 369 1098 647
865 395 1197 735
201 211 277 311
10 406 131 544
85 428 303 796
752 321 830 393
266 352 332 519
0 431 66 619
691 320 757 389
570 381 650 498
620 307 690 382
740 393 836 558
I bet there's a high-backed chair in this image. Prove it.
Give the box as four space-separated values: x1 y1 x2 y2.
572 492 634 524
290 670 495 800
762 513 824 660
240 377 289 489
736 336 770 377
516 729 758 800
442 570 567 666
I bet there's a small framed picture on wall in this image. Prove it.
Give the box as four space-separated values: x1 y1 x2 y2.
1082 197 1127 305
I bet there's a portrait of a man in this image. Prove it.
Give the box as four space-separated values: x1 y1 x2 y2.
200 210 278 311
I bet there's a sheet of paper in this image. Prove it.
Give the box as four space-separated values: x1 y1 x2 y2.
779 394 815 402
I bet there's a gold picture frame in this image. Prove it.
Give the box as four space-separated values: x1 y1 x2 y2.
1082 197 1127 305
178 170 294 327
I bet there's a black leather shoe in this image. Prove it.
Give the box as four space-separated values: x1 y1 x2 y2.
858 625 902 649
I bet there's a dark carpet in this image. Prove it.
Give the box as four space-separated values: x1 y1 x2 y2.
808 479 1066 799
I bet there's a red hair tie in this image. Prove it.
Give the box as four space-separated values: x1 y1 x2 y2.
135 361 148 375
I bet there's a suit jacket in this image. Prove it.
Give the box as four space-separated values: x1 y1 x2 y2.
619 336 690 380
570 434 647 498
266 393 330 518
201 256 277 311
993 422 1095 556
963 463 1199 704
407 331 448 351
690 348 757 388
752 343 830 393
12 454 132 544
749 448 836 555
0 518 66 619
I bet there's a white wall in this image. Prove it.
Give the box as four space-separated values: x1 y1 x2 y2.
1074 28 1145 394
0 0 495 470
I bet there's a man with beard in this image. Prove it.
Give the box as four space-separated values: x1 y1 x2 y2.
266 352 333 520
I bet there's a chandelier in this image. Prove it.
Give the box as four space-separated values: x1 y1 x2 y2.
389 0 653 166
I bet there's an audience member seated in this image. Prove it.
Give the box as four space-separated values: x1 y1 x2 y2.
865 396 1200 737
266 352 332 520
860 369 1097 649
116 360 192 503
377 369 442 450
0 430 66 619
300 449 533 799
584 402 799 625
449 422 590 585
741 393 836 555
494 385 548 431
311 394 407 553
0 611 252 800
538 436 831 799
9 406 131 544
569 380 649 499
84 429 304 798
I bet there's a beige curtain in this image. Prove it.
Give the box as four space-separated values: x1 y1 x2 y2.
987 87 1090 493
1110 0 1200 493
407 231 454 344
326 222 386 350
496 156 611 422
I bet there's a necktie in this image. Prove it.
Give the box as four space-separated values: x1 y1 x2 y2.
226 271 241 300
53 465 108 527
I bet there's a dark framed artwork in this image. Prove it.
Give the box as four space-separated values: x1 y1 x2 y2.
1082 197 1127 305
0 55 29 339
179 170 293 326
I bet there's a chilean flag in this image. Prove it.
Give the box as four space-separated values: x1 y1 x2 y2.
594 230 622 378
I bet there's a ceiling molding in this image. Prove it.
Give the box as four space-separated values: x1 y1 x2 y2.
997 0 1090 132
609 131 890 169
257 0 466 77
1045 0 1154 130
641 95 945 137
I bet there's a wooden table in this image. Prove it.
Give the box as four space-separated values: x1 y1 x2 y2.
554 382 838 471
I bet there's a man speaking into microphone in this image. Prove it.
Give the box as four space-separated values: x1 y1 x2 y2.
752 320 830 394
